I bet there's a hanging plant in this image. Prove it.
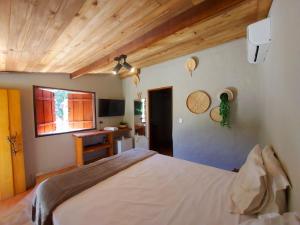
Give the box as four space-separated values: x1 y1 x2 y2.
219 93 230 127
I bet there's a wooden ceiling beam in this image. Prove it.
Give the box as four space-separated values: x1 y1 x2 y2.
257 0 272 19
70 0 247 79
117 0 260 79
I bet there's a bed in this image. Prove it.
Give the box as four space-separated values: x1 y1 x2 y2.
48 152 252 225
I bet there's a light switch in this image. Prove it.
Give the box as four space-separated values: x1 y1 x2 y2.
178 118 183 124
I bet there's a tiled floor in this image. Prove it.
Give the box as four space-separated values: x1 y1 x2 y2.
0 189 34 225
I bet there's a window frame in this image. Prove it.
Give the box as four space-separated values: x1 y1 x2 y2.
33 85 97 138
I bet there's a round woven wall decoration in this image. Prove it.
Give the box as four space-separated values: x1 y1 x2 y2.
186 90 211 114
210 106 222 122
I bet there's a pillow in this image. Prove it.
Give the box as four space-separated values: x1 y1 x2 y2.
239 212 300 225
260 146 290 214
230 145 268 214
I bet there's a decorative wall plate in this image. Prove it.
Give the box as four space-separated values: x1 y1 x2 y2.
186 90 211 114
210 106 222 122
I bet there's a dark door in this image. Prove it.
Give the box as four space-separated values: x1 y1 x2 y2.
148 87 173 156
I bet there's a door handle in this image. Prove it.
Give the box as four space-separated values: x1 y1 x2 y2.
7 133 20 155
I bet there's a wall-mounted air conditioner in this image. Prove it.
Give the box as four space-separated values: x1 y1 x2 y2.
247 18 271 64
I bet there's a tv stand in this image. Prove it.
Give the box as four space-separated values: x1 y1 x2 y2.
73 128 132 166
73 130 114 166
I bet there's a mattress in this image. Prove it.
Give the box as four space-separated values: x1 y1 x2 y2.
53 154 253 225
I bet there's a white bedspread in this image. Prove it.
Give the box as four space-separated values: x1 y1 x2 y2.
53 154 252 225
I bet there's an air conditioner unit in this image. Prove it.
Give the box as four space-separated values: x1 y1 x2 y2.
247 18 271 64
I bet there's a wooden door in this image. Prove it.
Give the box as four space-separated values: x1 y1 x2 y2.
0 89 14 199
0 89 26 200
8 90 26 194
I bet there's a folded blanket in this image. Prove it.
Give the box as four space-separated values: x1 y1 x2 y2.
32 148 156 225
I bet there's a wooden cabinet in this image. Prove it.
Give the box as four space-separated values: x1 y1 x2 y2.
73 130 114 166
0 89 26 200
73 128 132 166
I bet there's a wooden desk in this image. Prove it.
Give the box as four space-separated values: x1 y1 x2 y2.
73 130 114 166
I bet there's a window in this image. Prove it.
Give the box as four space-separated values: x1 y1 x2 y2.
33 86 96 137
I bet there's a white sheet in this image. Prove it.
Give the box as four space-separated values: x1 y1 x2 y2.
53 154 253 225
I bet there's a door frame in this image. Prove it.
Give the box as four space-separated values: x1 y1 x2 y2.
147 86 173 152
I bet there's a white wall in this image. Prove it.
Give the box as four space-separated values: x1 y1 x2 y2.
258 0 300 211
123 39 261 171
0 73 123 186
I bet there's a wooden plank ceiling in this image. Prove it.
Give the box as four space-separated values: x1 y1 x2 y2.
0 0 271 79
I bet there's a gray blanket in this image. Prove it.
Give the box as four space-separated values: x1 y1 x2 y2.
32 148 156 225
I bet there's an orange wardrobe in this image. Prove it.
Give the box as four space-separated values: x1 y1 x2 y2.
0 89 26 200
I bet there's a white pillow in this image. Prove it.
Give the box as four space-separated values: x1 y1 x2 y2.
239 212 300 225
230 145 268 214
260 146 290 214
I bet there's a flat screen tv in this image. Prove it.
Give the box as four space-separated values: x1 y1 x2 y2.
98 99 125 117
